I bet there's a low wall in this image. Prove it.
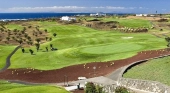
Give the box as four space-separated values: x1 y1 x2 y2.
100 84 117 93
93 82 134 93
119 78 170 93
118 55 170 93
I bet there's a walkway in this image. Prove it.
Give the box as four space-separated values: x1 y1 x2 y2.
0 46 21 72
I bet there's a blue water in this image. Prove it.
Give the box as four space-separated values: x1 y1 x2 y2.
0 13 91 19
0 13 131 20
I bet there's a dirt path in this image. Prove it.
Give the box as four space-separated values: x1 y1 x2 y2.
0 48 170 84
0 46 21 72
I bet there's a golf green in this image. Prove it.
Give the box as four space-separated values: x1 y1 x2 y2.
80 43 143 55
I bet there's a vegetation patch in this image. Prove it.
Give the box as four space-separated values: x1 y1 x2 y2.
123 56 170 86
0 45 16 69
0 18 166 70
79 43 143 55
0 80 69 93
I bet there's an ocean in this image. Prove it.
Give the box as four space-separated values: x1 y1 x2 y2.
0 13 90 20
0 13 130 20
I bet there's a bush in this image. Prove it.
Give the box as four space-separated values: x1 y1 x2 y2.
85 82 96 93
85 82 104 93
115 86 130 93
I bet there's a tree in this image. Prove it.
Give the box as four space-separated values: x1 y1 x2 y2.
49 37 52 41
28 26 32 28
21 48 25 53
45 37 48 41
30 41 33 45
85 82 96 93
53 33 57 37
165 37 170 47
18 39 23 44
96 85 103 93
6 37 10 41
12 36 15 40
50 44 53 48
45 46 48 52
35 43 40 52
39 31 42 35
29 49 34 55
35 38 41 43
44 29 48 33
27 36 31 40
24 34 28 38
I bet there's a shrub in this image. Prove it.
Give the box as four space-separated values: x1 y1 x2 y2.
115 86 130 93
85 82 96 93
85 82 104 93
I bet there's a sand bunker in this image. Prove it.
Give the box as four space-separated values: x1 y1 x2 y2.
122 37 133 39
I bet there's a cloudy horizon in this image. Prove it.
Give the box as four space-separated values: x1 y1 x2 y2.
0 0 169 13
0 6 139 13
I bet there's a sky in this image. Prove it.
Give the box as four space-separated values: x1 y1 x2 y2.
0 0 170 13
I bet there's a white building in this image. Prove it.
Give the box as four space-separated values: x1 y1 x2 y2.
143 14 148 16
61 16 76 21
136 14 148 17
90 13 106 16
136 14 143 17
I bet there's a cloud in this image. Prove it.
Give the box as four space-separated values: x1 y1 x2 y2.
6 6 86 12
106 6 125 10
1 6 139 13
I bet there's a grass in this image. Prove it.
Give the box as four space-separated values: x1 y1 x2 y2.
123 56 170 86
0 45 17 69
5 21 166 70
6 24 23 30
0 80 69 93
0 17 165 93
86 17 152 28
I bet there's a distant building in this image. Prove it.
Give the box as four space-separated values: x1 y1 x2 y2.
136 14 148 17
61 16 76 21
136 14 143 17
143 14 148 16
90 13 106 16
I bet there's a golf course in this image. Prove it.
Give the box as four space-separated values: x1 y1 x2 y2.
0 15 170 93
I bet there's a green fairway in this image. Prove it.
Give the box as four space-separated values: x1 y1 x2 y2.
80 43 143 55
87 17 152 28
4 21 166 70
6 24 23 30
0 80 69 93
123 56 170 86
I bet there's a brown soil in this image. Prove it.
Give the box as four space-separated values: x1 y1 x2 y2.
81 19 119 30
125 16 162 21
0 21 48 47
0 49 170 84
